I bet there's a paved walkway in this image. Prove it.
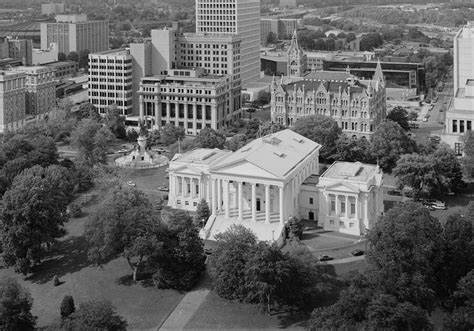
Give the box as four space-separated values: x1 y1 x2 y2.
325 255 365 265
158 271 212 331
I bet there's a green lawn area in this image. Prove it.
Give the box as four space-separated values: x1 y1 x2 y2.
0 191 184 329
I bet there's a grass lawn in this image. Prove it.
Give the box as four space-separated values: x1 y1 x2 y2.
184 291 307 330
0 193 184 329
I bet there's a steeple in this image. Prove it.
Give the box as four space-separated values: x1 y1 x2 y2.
287 30 307 78
373 58 385 86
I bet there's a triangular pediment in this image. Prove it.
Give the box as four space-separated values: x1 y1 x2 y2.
211 160 280 180
171 164 203 175
324 181 360 193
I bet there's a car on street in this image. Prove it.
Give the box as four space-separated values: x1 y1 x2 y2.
204 247 214 256
117 148 129 153
351 249 364 256
157 186 169 192
429 135 441 143
127 181 136 187
319 255 333 262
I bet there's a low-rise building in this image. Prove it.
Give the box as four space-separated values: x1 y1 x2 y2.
0 70 26 133
45 60 78 79
317 161 384 236
167 129 384 241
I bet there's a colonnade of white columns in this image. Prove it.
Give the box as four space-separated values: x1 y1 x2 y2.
174 175 201 199
326 193 359 218
210 178 285 225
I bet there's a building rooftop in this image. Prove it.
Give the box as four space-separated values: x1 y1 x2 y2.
212 129 321 179
172 148 232 166
89 49 130 56
303 71 353 82
302 174 320 185
322 161 379 182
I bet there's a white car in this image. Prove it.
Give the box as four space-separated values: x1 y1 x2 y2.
127 181 136 187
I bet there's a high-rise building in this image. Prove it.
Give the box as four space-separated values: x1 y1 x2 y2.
0 70 26 134
260 17 300 45
11 66 57 117
441 22 474 154
88 49 133 115
40 14 109 54
195 0 260 86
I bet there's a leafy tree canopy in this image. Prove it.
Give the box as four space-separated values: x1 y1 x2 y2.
0 278 36 330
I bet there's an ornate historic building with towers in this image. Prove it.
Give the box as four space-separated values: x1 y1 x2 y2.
270 32 387 139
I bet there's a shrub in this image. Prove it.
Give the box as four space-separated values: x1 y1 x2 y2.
60 295 75 318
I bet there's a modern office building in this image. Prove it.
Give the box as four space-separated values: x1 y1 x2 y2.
41 3 66 15
137 68 233 134
11 66 56 116
40 14 109 54
0 37 32 65
88 49 133 116
0 70 27 133
442 22 474 153
195 0 260 87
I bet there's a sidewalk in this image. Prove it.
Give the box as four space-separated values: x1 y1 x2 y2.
158 270 212 331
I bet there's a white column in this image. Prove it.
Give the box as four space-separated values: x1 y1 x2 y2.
206 180 211 203
139 95 144 120
211 179 217 214
238 181 243 220
279 186 284 225
265 184 271 224
217 178 221 211
345 195 349 218
251 183 257 222
224 180 230 218
355 195 359 219
182 177 186 198
364 193 369 223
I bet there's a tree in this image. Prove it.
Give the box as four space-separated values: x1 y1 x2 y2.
332 135 374 163
152 225 206 291
58 52 67 61
346 32 356 42
1 165 73 274
392 153 434 197
70 119 115 165
194 127 226 149
225 134 247 151
78 49 90 68
293 114 342 161
67 51 79 62
259 121 285 136
371 120 417 172
366 202 444 312
85 185 158 282
0 278 36 330
103 106 126 139
387 106 410 131
148 130 161 147
60 295 75 318
60 300 127 331
160 123 185 146
360 32 383 51
245 118 261 139
244 242 292 314
195 199 211 227
461 130 474 178
75 102 101 121
437 214 474 300
209 225 258 300
444 270 474 331
266 31 277 45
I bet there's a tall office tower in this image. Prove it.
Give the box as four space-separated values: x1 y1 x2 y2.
11 66 56 116
88 49 133 116
40 14 109 54
0 70 26 134
195 0 260 87
0 37 33 65
442 22 474 153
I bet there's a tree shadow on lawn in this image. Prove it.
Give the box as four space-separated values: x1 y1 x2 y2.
25 235 93 284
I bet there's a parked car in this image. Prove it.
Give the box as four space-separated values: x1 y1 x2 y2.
387 189 402 196
429 135 441 143
319 255 333 262
158 186 169 192
117 148 128 153
351 249 364 256
127 181 136 187
204 247 214 256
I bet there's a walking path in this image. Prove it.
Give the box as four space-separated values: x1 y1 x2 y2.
158 271 212 331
